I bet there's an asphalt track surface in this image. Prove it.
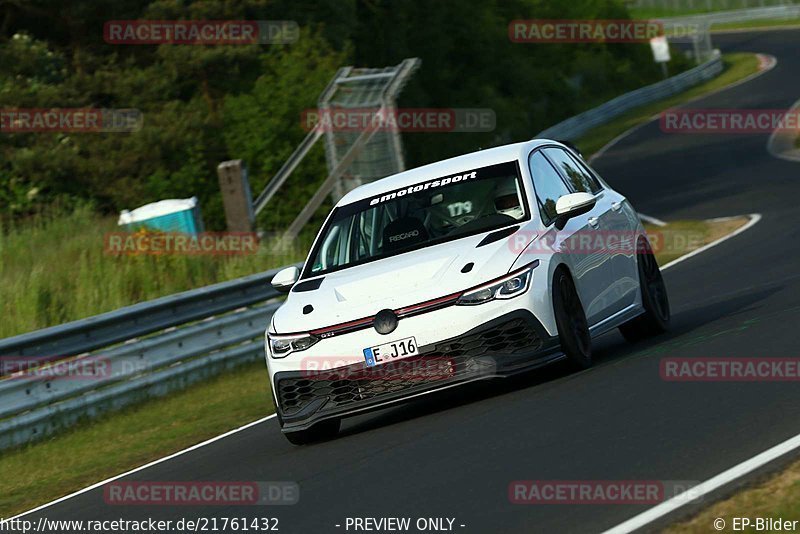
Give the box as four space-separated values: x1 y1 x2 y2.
20 30 800 533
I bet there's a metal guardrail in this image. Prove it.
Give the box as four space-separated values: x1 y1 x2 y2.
536 50 723 140
0 268 285 364
629 0 796 9
0 265 296 451
659 4 800 60
537 4 800 141
659 4 800 27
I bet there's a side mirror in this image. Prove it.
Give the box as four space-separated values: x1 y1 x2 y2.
555 192 596 228
271 266 300 293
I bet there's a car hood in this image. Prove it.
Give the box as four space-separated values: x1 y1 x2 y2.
272 227 528 333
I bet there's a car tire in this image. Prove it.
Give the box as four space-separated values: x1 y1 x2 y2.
619 239 670 342
283 418 341 445
552 268 592 370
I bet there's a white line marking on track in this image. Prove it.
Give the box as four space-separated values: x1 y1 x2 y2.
601 430 800 533
660 213 761 271
1 414 277 523
639 214 667 227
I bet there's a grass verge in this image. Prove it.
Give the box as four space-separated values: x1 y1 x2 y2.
0 216 751 518
0 205 309 339
575 53 760 159
665 454 800 533
644 216 749 266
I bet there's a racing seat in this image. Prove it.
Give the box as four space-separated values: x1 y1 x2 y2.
382 217 429 253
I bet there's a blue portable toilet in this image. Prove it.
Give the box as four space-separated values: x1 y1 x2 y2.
118 197 204 234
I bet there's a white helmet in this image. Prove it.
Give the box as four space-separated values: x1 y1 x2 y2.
494 180 523 219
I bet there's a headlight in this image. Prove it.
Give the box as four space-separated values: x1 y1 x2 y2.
456 263 536 306
267 332 319 358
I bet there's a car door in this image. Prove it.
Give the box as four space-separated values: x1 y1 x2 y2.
573 158 641 310
528 149 614 326
540 147 621 323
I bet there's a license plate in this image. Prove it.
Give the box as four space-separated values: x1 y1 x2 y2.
363 336 418 367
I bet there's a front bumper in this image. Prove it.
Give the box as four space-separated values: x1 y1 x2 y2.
273 310 559 432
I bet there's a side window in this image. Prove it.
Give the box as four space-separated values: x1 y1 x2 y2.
566 151 604 192
543 148 602 194
528 151 572 226
355 206 378 260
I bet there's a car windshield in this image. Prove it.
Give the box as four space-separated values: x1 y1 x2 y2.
306 161 527 276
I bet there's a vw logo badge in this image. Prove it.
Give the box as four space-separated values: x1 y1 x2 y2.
373 309 398 335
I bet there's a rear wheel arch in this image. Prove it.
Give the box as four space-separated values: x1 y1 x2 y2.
619 236 670 342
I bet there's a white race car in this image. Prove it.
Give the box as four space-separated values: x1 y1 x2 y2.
265 139 669 444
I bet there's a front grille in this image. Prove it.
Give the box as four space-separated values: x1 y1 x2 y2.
277 318 540 417
424 317 540 359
